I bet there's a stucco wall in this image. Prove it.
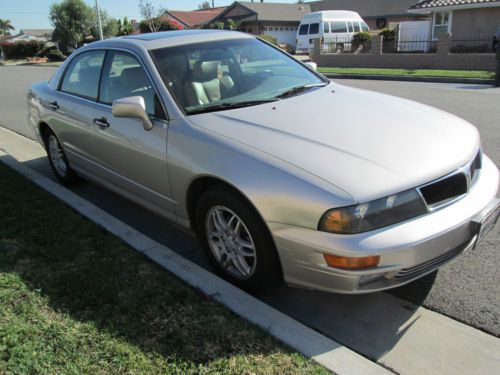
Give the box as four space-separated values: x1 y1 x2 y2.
452 7 500 36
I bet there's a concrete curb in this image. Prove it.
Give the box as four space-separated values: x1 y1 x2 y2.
0 149 392 375
322 73 495 85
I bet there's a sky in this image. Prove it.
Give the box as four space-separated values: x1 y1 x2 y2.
0 0 311 31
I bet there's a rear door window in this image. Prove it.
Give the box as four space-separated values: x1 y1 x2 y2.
299 24 309 35
60 50 105 100
353 22 361 32
361 22 370 32
309 23 319 35
331 21 348 33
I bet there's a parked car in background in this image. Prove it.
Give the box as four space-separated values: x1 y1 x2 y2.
296 11 370 54
27 30 499 294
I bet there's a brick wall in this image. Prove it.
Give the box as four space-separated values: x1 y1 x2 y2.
311 34 496 71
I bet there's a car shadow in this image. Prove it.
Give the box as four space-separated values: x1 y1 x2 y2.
3 154 437 366
256 272 435 361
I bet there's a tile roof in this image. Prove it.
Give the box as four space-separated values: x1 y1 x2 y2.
409 0 500 10
236 1 311 22
164 8 226 27
310 0 418 18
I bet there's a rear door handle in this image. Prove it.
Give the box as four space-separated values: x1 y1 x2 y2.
48 101 59 110
93 117 110 128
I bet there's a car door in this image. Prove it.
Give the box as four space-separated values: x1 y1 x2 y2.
90 49 174 218
50 50 106 170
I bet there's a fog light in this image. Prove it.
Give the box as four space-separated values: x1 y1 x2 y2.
323 254 380 269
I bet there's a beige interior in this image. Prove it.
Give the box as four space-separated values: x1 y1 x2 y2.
185 60 235 106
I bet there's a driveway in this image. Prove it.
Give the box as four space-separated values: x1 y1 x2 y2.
0 66 499 369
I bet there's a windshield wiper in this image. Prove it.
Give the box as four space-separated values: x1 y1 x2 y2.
274 83 328 99
187 99 278 115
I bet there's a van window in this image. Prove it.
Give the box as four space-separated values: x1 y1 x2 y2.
323 22 330 33
361 22 370 32
353 22 361 32
299 24 309 35
347 22 353 33
309 23 319 35
331 21 347 33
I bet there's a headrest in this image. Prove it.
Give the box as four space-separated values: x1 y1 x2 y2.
193 61 220 81
120 67 149 91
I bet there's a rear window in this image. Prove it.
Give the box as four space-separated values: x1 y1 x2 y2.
331 21 347 33
309 23 319 35
299 24 309 35
353 22 361 32
361 22 370 32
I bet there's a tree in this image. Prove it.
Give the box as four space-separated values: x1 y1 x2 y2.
198 1 211 9
0 19 15 35
50 0 94 53
89 8 119 39
117 17 134 36
138 0 166 33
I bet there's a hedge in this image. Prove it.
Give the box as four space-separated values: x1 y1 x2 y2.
1 40 46 59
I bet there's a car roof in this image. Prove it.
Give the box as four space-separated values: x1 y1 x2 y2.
87 30 254 51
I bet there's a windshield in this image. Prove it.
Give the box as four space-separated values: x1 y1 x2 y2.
151 37 326 114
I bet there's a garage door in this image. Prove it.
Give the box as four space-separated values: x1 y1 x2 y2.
263 26 297 47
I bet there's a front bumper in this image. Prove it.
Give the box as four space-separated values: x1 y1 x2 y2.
269 155 499 294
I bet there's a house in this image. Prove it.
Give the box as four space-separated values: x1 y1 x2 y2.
408 0 500 38
309 0 427 30
17 29 53 41
209 1 312 46
162 7 226 29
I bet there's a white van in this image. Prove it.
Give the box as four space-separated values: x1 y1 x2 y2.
296 11 370 53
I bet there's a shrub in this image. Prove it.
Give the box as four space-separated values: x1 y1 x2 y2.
258 34 278 46
279 43 294 54
37 44 58 58
352 32 371 50
139 18 183 33
46 49 66 62
378 28 395 41
1 40 46 59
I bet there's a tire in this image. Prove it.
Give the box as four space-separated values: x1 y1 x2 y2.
43 129 79 186
195 186 280 292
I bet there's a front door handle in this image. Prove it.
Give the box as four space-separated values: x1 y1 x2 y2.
48 101 59 110
93 117 110 128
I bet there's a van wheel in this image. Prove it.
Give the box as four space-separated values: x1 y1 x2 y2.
195 186 280 292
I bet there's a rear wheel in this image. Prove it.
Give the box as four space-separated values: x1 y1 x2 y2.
44 130 79 186
195 186 280 292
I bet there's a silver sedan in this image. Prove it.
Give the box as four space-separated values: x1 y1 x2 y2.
27 30 499 293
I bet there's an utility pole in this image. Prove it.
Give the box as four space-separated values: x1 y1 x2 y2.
95 0 104 40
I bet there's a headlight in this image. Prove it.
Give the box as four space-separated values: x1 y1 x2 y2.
318 189 428 234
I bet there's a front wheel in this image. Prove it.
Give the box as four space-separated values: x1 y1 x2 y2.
44 131 79 186
195 187 280 292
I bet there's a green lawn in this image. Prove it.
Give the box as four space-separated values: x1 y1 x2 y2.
0 162 328 375
318 67 495 79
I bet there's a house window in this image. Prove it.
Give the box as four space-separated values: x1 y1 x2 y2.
433 12 451 38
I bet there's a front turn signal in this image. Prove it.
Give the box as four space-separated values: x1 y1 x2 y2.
323 254 380 269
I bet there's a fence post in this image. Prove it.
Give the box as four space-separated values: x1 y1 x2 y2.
311 38 321 61
496 44 500 87
437 33 451 55
371 35 381 55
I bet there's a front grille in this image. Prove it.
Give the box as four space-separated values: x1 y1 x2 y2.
469 151 482 181
392 239 470 280
419 173 468 206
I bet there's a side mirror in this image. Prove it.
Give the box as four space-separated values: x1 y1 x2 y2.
304 61 318 71
112 96 153 131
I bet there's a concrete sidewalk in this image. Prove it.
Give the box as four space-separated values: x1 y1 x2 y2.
1 125 499 374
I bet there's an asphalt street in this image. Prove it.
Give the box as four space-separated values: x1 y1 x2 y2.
0 66 498 337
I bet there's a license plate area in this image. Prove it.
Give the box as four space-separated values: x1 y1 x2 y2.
472 199 500 247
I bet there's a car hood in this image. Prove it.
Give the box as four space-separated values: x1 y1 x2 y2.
188 83 480 202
